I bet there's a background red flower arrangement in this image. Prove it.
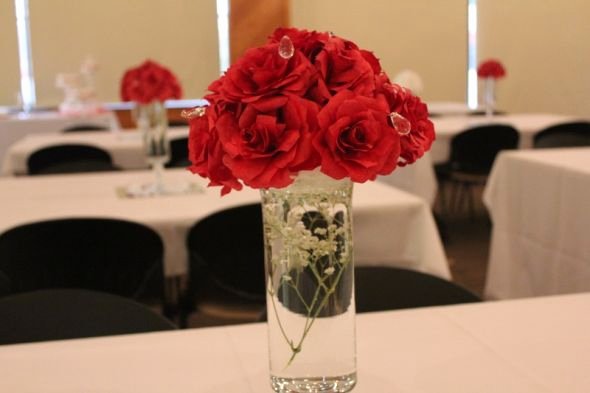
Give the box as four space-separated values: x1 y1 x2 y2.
121 60 182 104
188 27 435 195
477 59 506 79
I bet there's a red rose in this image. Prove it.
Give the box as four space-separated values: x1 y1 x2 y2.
187 106 242 195
268 27 329 61
216 95 320 189
360 50 382 74
311 37 376 103
204 76 246 120
188 27 435 194
218 43 316 103
120 60 182 104
477 59 506 79
314 90 400 182
376 81 435 166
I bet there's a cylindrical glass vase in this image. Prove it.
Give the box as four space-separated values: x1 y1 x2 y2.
483 77 496 117
260 171 357 393
135 101 169 193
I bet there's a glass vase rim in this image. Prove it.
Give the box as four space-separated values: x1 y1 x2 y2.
262 170 353 193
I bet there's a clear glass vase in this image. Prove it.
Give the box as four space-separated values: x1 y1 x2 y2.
136 101 169 194
260 171 357 393
483 77 496 117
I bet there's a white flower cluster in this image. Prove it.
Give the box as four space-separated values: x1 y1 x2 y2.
263 195 350 278
260 175 354 365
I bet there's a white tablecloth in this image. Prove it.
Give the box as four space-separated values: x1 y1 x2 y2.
427 101 473 116
2 128 438 204
430 113 581 164
377 152 437 205
484 148 590 299
0 111 119 166
1 127 189 176
0 169 450 279
1 293 588 392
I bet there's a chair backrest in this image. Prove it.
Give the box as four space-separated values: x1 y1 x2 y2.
467 110 506 116
0 270 10 297
186 203 265 300
27 144 118 175
354 266 480 313
168 119 188 127
533 121 590 148
257 265 480 321
0 218 165 301
450 124 519 174
62 124 109 132
0 289 176 345
166 137 190 168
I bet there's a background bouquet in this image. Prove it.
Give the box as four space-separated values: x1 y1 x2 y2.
121 59 182 104
477 59 506 79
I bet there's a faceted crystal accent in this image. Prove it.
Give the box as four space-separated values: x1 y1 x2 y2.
278 35 294 59
389 112 411 136
181 106 206 120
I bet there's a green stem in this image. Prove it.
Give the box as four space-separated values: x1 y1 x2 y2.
284 261 348 366
268 286 294 352
286 281 312 313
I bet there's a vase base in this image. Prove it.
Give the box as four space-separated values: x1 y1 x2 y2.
271 372 356 393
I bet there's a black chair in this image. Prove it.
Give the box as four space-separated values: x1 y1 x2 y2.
354 266 480 313
0 271 10 297
27 144 119 175
436 124 519 216
168 119 189 127
258 266 480 321
181 204 266 327
0 289 176 345
533 121 590 148
166 137 190 168
62 124 109 132
0 218 169 314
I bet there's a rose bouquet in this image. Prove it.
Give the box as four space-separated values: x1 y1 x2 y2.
187 27 434 195
477 58 506 116
185 27 435 392
477 58 506 79
121 59 182 104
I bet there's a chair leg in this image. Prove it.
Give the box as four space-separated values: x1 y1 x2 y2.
163 276 186 323
449 181 461 215
452 182 465 216
467 184 475 220
436 180 449 217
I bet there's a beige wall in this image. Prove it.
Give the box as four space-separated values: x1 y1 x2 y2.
27 0 219 106
6 1 588 115
0 1 21 106
479 0 590 116
290 0 468 103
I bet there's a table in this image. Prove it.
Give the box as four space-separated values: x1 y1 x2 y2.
0 169 450 279
0 111 119 165
377 153 437 205
1 293 588 392
430 113 580 164
2 128 438 205
427 101 473 116
1 127 189 176
484 148 590 299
